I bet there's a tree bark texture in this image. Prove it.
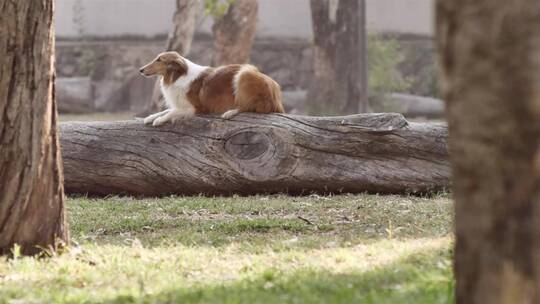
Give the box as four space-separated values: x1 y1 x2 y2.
437 0 540 303
60 113 449 196
0 0 68 255
307 0 368 115
144 0 201 116
212 0 258 66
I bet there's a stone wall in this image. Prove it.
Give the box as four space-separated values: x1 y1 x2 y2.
57 40 163 112
55 34 435 113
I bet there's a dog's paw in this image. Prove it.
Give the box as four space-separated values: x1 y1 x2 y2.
222 109 240 120
152 116 169 127
143 116 156 125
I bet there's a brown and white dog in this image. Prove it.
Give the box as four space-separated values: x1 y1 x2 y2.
139 51 284 126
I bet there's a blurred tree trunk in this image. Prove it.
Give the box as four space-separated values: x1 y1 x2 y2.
437 0 540 303
307 0 368 115
143 0 201 115
166 0 201 53
212 0 258 65
0 0 68 255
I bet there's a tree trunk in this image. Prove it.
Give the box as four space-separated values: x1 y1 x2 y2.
141 0 201 116
307 0 368 115
0 0 68 255
60 113 449 196
437 0 540 303
212 0 258 65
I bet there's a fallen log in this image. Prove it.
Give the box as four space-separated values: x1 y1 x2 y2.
59 113 449 196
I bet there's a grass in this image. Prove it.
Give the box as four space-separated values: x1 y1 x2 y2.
0 194 454 303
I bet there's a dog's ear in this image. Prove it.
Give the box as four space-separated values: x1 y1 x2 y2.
163 57 188 84
167 57 188 75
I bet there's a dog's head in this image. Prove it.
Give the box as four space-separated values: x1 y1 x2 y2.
139 51 188 84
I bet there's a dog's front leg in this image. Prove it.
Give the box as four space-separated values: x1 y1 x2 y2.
144 109 171 125
152 109 194 126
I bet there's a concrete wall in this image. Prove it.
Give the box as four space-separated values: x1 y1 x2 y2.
55 0 434 38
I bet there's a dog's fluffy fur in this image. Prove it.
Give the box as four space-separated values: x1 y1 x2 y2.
139 51 284 126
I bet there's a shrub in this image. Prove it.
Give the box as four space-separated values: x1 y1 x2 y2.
368 34 411 106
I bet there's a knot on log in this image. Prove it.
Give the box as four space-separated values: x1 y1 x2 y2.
224 131 269 160
221 127 299 182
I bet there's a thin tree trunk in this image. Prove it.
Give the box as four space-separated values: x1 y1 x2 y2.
0 0 68 255
437 0 540 302
166 0 201 53
212 0 258 65
307 0 368 115
142 0 201 116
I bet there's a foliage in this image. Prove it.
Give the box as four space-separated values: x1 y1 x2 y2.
418 63 440 99
0 194 454 303
204 0 236 19
71 0 99 77
78 48 98 77
72 0 86 37
368 34 411 103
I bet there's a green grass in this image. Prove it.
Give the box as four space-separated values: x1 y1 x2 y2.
0 194 454 303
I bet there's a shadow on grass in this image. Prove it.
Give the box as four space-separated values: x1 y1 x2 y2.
103 247 454 304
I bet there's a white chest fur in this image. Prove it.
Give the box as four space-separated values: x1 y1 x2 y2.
160 79 193 112
160 59 207 113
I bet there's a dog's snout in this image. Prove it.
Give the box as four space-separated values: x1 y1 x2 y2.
139 68 144 74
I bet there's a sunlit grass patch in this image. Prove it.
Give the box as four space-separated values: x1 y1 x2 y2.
0 194 454 303
0 238 452 304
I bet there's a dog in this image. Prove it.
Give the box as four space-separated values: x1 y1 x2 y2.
139 51 285 126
